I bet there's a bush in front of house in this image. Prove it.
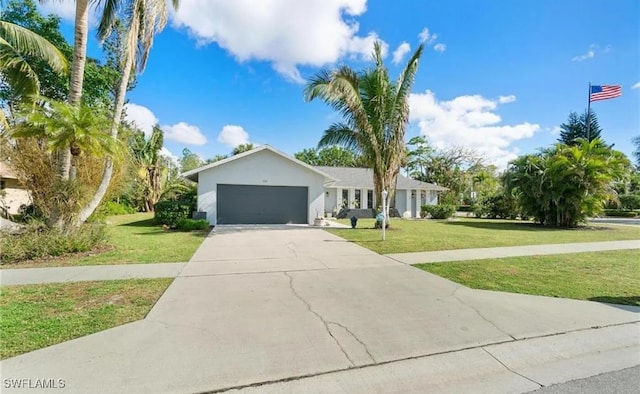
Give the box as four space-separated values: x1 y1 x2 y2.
421 204 456 219
175 218 210 231
99 201 137 216
602 209 638 218
618 194 640 210
154 200 195 227
0 223 107 263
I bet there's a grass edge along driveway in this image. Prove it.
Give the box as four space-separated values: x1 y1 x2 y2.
416 249 640 307
0 278 172 359
326 218 640 254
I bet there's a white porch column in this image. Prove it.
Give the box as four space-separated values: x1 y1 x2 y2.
349 188 356 208
361 189 368 210
405 190 412 217
415 190 422 218
336 188 343 210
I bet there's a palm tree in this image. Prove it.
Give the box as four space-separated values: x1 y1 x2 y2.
129 125 167 211
76 0 179 225
12 98 118 178
305 41 423 215
0 20 68 127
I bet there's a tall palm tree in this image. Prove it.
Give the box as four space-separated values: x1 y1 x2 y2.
305 41 423 214
0 20 68 127
12 98 118 178
76 0 179 225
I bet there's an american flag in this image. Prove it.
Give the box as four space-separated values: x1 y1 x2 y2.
589 85 622 102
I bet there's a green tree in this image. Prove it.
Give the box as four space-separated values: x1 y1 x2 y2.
232 143 254 155
558 110 603 145
129 126 166 211
632 135 640 168
11 98 117 179
305 41 424 213
294 146 365 167
179 148 204 173
505 138 628 227
0 0 119 110
77 0 180 225
406 136 486 204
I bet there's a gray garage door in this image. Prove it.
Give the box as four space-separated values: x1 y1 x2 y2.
217 184 308 224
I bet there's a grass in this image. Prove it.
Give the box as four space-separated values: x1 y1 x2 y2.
1 213 208 268
326 218 640 254
416 249 640 306
0 278 172 359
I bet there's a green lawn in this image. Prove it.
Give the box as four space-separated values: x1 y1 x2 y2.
416 249 640 306
326 218 640 254
0 279 172 359
2 213 208 268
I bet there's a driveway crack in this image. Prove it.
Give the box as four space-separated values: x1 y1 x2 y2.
327 321 376 363
453 288 517 340
283 272 355 366
482 347 544 388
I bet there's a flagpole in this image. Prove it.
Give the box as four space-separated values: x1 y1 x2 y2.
586 81 591 141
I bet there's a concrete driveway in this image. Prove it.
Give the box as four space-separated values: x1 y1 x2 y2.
2 226 639 393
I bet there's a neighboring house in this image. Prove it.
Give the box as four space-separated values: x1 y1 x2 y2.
182 145 445 225
0 162 30 215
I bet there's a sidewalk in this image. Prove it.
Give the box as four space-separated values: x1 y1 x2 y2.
0 262 186 286
385 239 640 265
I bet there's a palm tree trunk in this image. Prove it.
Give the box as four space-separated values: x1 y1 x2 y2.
49 0 89 228
75 51 135 226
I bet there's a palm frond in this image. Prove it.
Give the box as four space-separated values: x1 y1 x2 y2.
0 21 68 75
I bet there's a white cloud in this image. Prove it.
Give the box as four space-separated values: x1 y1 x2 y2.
171 0 387 83
418 28 437 44
433 43 446 53
572 44 601 62
124 103 158 135
38 0 102 26
632 82 640 90
498 95 516 104
409 90 540 169
550 126 562 136
160 147 180 165
125 103 207 145
162 122 208 146
217 125 249 148
392 42 411 64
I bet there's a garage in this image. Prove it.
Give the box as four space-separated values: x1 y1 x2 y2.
181 145 335 226
217 184 308 224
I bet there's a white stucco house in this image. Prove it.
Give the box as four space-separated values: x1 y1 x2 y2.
182 145 446 225
0 162 30 216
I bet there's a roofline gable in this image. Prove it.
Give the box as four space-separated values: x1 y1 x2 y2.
181 145 338 182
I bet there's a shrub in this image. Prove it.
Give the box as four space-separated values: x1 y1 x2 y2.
175 218 210 231
458 204 473 212
473 193 520 220
421 204 456 219
99 201 137 216
154 200 195 227
0 224 107 263
619 194 640 210
602 209 638 218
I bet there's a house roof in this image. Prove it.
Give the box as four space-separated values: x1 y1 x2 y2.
314 166 448 191
181 145 338 183
0 162 18 180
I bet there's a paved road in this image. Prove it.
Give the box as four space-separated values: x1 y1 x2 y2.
526 366 640 394
589 218 640 226
1 226 638 393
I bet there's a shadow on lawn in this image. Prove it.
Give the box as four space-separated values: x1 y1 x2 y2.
120 218 156 227
444 220 613 232
589 296 640 309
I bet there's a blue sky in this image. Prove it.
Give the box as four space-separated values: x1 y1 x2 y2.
40 0 639 168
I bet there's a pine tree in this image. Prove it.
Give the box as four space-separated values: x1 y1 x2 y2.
558 110 603 145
